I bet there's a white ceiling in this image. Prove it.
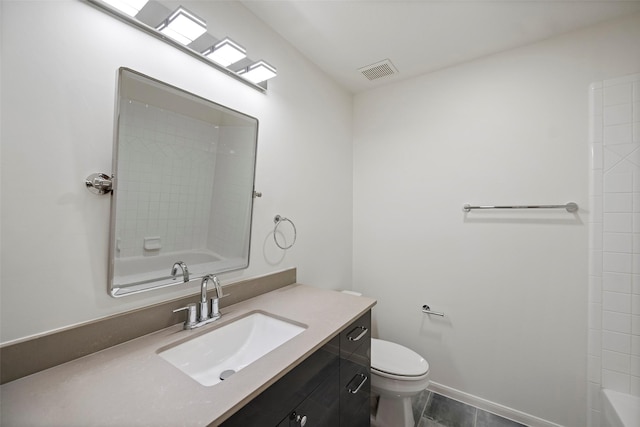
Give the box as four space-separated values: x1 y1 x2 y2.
241 0 640 93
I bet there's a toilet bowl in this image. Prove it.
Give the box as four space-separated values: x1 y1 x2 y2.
370 338 430 427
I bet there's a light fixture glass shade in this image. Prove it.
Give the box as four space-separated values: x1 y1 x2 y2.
157 7 207 45
102 0 148 17
203 38 247 67
238 60 277 84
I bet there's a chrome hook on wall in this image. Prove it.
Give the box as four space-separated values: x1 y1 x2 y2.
85 173 113 195
422 304 445 317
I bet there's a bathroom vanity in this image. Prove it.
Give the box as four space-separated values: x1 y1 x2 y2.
0 284 375 426
222 311 371 426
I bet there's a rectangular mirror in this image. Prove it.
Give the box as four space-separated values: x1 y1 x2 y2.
109 68 258 297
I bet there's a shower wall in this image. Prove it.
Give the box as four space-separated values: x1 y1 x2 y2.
116 99 218 258
588 72 640 425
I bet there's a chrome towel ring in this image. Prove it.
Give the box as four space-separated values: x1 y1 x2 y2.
273 215 297 250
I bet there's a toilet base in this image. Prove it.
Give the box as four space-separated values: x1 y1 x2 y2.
371 394 415 427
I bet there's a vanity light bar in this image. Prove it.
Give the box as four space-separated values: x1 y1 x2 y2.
101 0 148 16
156 6 207 45
87 0 276 91
238 60 277 84
203 38 247 67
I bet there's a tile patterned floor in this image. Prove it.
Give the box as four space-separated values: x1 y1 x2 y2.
411 391 528 427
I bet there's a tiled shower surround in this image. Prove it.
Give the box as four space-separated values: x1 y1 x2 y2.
115 99 254 259
588 73 640 425
116 99 218 258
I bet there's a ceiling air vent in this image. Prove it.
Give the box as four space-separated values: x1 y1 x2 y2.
358 59 398 81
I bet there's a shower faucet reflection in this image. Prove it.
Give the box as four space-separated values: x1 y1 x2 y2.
171 261 189 283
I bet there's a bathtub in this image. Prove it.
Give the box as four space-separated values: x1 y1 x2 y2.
601 389 640 427
112 250 246 296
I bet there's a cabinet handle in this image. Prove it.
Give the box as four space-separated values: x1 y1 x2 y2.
346 373 368 394
290 412 307 426
346 326 368 341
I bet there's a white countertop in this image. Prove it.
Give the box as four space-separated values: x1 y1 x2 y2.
0 284 376 426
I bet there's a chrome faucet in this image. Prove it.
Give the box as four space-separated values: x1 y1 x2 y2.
173 275 227 330
199 275 212 321
171 261 189 283
209 275 224 319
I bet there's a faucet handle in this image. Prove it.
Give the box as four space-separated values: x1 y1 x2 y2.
173 303 197 329
209 291 229 319
210 297 221 319
209 291 230 319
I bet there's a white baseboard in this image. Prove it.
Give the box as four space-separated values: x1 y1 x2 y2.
427 382 565 427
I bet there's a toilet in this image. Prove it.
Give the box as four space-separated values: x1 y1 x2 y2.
370 338 430 427
340 290 430 427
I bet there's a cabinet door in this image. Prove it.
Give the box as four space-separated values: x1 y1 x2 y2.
221 337 339 427
277 365 339 427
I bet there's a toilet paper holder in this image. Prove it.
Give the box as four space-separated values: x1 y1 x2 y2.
422 304 445 317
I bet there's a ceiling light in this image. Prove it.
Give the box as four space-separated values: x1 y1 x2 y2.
203 38 247 67
238 60 277 84
156 6 207 45
101 0 148 17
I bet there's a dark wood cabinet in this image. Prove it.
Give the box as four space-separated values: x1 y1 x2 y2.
219 310 371 427
339 311 371 427
276 364 339 426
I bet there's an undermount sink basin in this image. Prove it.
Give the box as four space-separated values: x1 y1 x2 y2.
158 312 306 386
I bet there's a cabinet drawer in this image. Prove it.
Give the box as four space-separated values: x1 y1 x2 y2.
339 347 370 427
340 311 371 427
340 311 371 360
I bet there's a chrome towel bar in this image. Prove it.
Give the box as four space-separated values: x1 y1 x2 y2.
463 202 578 213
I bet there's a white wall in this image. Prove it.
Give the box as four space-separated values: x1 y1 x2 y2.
353 13 640 427
0 0 353 344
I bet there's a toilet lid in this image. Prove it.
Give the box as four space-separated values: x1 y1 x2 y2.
371 338 429 377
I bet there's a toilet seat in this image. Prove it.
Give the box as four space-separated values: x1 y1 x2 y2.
371 338 429 380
